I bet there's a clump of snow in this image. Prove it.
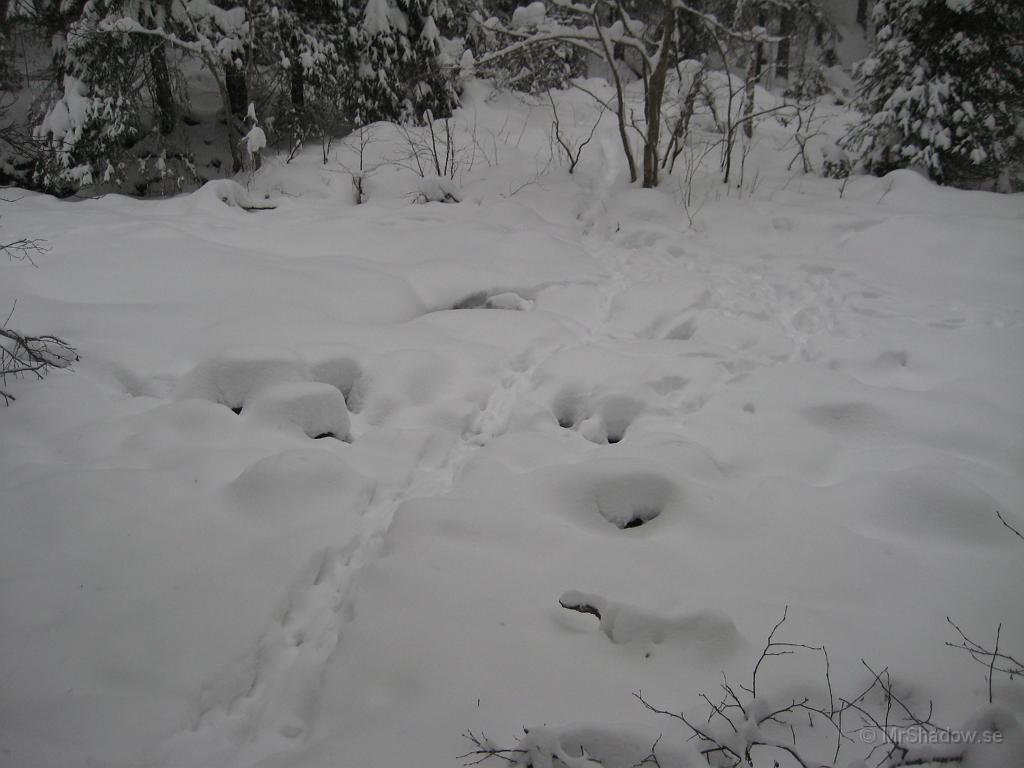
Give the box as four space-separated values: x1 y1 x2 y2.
511 1 546 28
190 178 265 209
416 175 463 203
244 125 267 156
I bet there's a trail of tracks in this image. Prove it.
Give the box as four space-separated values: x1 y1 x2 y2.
156 141 858 768
156 156 638 768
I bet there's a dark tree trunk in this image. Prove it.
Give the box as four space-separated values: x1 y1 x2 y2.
641 0 675 188
149 43 177 134
290 58 305 110
225 65 249 117
777 8 794 81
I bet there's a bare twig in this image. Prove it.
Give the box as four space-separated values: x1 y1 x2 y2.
996 510 1024 543
946 617 1023 683
458 730 527 766
1 306 78 404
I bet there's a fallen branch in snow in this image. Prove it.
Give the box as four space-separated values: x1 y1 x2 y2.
1 305 78 405
558 593 603 620
1 207 49 267
459 730 528 765
1 235 48 266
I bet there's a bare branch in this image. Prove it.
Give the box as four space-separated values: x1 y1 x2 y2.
1 309 78 405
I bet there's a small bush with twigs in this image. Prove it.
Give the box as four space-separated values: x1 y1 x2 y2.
460 571 1024 768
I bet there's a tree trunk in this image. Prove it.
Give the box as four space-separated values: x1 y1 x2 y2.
290 59 305 110
742 41 761 140
225 65 249 117
149 43 177 134
592 8 637 184
224 65 248 171
642 0 675 188
777 8 794 81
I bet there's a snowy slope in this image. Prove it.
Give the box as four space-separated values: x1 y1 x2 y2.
1 84 1023 768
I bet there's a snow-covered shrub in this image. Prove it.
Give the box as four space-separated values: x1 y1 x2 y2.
467 4 585 94
844 0 1024 190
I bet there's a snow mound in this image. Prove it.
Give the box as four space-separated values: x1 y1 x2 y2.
227 449 374 521
243 382 351 440
173 347 306 411
307 353 364 401
191 179 274 210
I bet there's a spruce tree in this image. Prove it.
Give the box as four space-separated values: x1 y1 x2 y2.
845 0 1024 189
395 0 459 121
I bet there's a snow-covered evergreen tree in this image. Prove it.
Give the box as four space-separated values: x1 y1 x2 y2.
395 0 459 120
351 0 403 124
35 0 153 191
844 0 1024 189
351 0 459 125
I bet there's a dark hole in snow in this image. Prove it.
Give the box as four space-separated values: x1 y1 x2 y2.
666 318 697 341
617 508 660 528
557 417 575 429
606 434 622 444
230 406 243 415
452 292 489 310
450 290 528 311
314 432 337 440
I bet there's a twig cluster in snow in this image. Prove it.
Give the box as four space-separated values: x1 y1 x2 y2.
944 511 1023 704
1 304 78 405
463 606 1019 768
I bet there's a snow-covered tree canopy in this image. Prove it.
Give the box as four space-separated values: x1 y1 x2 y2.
845 0 1024 189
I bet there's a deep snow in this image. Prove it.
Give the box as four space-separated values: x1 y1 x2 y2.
1 82 1023 768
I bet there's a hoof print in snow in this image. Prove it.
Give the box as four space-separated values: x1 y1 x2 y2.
551 385 586 429
591 468 676 529
551 388 646 444
580 394 646 445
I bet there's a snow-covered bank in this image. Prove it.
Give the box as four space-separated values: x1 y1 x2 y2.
1 86 1022 768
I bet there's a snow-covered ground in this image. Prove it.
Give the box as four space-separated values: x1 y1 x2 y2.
1 83 1023 768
